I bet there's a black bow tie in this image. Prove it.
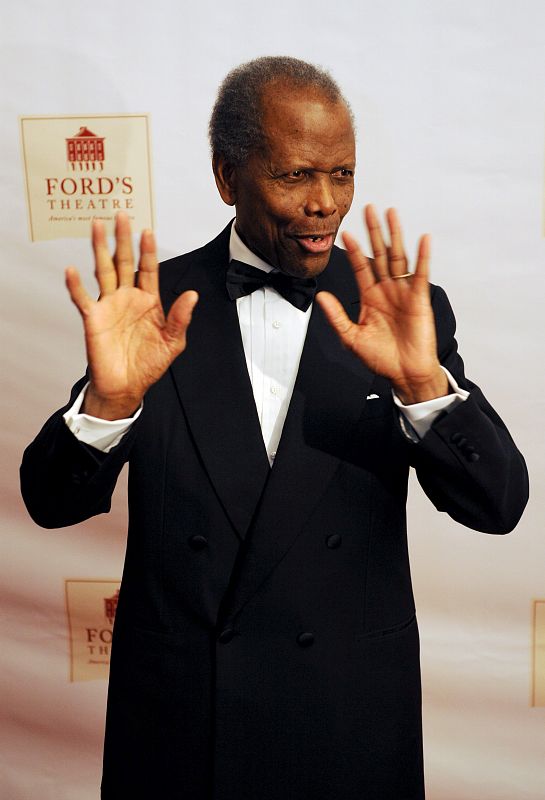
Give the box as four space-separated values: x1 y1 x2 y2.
226 260 317 312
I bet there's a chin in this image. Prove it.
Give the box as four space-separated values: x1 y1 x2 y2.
284 253 332 279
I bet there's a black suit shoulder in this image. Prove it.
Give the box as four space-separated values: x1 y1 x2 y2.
158 223 232 309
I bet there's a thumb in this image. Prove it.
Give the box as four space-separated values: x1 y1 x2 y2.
164 290 199 351
65 266 93 316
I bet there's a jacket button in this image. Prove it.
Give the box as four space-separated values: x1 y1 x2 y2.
326 534 342 549
188 534 208 551
467 451 480 462
218 627 235 644
450 432 463 444
296 632 315 647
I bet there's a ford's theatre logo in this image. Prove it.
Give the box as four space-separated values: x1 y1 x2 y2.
66 126 105 171
104 589 119 626
85 588 120 660
65 579 121 682
20 113 154 241
45 125 133 213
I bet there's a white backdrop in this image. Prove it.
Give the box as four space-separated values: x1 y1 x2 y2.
2 1 544 798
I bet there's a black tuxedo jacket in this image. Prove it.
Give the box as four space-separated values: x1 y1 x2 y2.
21 223 528 800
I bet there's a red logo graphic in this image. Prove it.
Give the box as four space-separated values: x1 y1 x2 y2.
104 590 119 626
66 126 105 171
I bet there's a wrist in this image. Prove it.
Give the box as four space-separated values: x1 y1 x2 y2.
393 367 450 405
82 385 142 420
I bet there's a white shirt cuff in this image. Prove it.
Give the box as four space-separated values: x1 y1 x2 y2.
393 366 469 440
63 383 142 453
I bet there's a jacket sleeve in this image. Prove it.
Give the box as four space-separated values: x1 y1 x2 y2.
20 376 140 529
408 285 529 534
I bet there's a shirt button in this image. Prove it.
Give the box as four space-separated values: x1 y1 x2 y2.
270 451 277 461
272 320 281 329
270 386 279 396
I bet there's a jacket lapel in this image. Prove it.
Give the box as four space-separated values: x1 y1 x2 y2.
219 248 378 623
166 226 270 541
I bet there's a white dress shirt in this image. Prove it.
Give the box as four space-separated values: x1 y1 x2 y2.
230 224 311 462
64 221 468 463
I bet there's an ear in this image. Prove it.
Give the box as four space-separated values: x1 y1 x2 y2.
212 154 237 206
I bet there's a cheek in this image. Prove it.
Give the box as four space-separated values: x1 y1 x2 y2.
272 200 305 227
264 186 305 224
338 186 354 216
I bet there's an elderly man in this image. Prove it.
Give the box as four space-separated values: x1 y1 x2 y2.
21 56 528 800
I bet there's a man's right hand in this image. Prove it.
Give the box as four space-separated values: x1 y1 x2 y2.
65 212 198 420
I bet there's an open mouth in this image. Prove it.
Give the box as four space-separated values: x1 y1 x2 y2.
294 233 334 253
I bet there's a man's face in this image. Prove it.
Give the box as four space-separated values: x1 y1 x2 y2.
215 82 356 278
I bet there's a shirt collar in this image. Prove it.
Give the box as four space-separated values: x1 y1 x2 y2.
229 220 274 274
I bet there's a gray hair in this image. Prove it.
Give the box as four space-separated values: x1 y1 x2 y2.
209 56 353 166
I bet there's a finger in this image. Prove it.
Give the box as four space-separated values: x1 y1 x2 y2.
386 208 409 277
413 234 431 289
315 291 357 350
137 229 159 295
113 212 136 288
164 291 199 352
92 219 117 296
65 267 93 316
365 204 389 280
342 231 375 296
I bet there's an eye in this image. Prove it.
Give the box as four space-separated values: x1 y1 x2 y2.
332 168 354 179
285 169 306 181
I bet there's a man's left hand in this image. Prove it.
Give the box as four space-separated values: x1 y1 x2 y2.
317 205 449 404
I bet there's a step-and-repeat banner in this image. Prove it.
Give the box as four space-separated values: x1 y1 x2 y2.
2 2 544 798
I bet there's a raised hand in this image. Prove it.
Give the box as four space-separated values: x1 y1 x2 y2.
65 213 198 419
316 205 448 404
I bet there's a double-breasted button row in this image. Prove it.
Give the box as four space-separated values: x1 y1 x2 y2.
193 533 341 554
217 628 315 647
71 469 90 485
450 432 480 462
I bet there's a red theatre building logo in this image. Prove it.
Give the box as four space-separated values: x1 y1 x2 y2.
65 579 121 682
20 113 154 241
104 589 119 626
45 125 133 213
66 126 105 171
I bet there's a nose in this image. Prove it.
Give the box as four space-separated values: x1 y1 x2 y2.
304 174 337 217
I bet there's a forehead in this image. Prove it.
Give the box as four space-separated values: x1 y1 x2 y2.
259 83 355 165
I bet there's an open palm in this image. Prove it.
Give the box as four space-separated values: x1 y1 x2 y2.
65 213 198 419
317 206 448 404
